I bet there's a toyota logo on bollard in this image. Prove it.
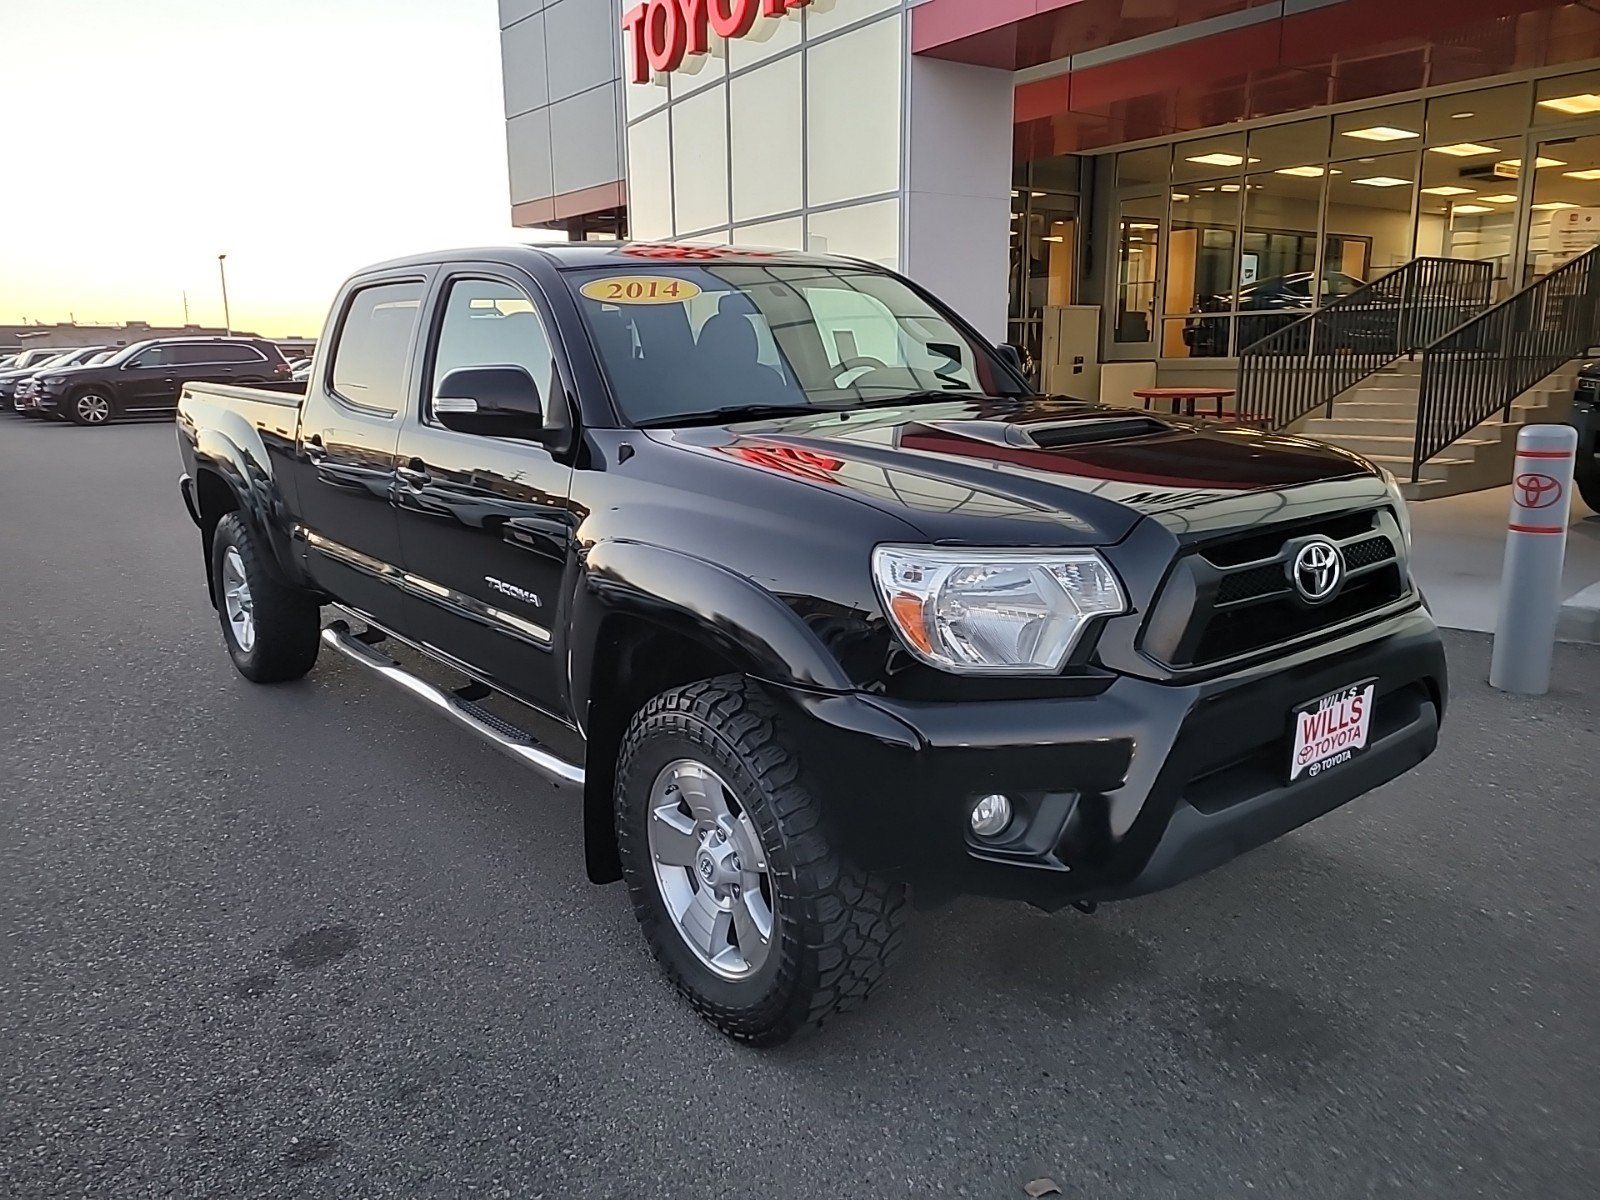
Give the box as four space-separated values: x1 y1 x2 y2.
1514 472 1563 510
1290 539 1345 604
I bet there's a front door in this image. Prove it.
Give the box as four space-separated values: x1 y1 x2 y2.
391 271 575 714
116 343 178 409
292 274 428 627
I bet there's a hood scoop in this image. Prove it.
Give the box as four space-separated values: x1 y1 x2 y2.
915 415 1168 451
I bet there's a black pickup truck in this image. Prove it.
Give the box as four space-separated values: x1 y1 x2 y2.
176 243 1446 1043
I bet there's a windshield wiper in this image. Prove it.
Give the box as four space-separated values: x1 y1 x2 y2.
634 403 829 429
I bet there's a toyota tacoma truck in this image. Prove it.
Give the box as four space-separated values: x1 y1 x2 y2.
176 243 1446 1044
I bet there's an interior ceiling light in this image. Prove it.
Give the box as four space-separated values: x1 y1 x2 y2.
1184 152 1256 167
1342 126 1419 142
1041 235 1065 243
1452 204 1494 214
1428 142 1501 157
1478 194 1519 203
1421 185 1474 196
1171 192 1191 202
1497 157 1567 175
1538 93 1600 115
1275 166 1341 177
1565 168 1600 180
1533 201 1580 210
1129 222 1159 230
1219 183 1242 192
1351 176 1410 187
1450 111 1476 119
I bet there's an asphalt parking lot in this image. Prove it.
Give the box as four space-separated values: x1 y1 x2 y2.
2 417 1596 1200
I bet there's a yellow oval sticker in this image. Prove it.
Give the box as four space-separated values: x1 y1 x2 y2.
579 275 702 305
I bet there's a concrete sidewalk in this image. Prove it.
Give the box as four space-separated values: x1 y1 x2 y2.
1408 484 1600 638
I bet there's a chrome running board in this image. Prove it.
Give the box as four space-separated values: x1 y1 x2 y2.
320 618 585 789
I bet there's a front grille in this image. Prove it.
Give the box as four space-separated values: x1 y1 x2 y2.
1141 507 1410 670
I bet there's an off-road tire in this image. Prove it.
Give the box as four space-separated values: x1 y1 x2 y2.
616 676 907 1045
211 513 321 683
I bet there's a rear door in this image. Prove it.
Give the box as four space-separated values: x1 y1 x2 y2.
390 268 577 713
291 273 429 626
166 342 274 403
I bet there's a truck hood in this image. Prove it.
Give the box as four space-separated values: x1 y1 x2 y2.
654 397 1384 547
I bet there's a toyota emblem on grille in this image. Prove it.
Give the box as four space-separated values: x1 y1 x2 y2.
1290 539 1345 603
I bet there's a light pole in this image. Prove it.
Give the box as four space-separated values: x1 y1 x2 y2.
217 253 232 335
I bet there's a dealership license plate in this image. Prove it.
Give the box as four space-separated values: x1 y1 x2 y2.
1290 679 1377 782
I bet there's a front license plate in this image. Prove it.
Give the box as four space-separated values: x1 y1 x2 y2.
1290 679 1377 782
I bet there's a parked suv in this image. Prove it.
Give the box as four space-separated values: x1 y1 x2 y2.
11 346 108 415
34 336 290 425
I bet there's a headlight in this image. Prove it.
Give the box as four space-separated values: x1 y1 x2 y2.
1378 468 1412 548
872 546 1127 674
40 376 64 385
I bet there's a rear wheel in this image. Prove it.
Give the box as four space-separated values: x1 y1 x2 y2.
616 677 907 1044
211 513 321 682
66 389 113 426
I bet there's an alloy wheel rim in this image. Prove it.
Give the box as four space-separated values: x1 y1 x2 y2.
77 394 110 423
647 758 776 980
221 547 256 653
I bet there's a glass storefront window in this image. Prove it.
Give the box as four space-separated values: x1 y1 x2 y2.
1534 69 1600 125
1527 131 1600 276
1114 197 1162 344
1164 183 1241 357
1416 135 1519 290
1324 149 1419 291
1172 133 1249 185
1117 145 1168 187
1333 101 1425 153
1009 158 1083 369
1426 83 1532 145
1238 164 1326 349
1247 118 1331 174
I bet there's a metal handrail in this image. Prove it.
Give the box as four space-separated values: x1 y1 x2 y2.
1236 256 1496 431
1412 246 1600 481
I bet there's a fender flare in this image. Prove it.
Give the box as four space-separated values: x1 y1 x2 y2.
566 538 854 729
191 421 308 599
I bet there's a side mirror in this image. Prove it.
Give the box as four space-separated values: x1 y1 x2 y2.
434 365 544 437
995 342 1032 382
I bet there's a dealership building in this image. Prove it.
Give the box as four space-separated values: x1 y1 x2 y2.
499 0 1600 491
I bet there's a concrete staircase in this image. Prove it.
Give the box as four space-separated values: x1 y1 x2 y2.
1294 360 1579 500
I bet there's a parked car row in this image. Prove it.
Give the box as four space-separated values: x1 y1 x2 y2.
2 336 292 425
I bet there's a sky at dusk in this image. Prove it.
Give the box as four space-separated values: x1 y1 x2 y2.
1 0 552 337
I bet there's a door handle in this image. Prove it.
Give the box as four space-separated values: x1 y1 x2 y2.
397 458 432 489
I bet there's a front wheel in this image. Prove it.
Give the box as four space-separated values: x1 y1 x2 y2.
616 677 907 1044
66 389 114 426
210 513 321 682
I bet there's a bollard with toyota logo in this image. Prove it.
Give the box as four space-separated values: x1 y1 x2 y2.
1490 424 1581 696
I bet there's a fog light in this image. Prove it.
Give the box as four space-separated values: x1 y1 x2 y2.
969 794 1013 839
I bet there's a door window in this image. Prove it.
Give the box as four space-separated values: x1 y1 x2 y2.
127 345 175 368
430 278 557 420
330 281 424 413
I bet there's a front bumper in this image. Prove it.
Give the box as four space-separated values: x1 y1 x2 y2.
775 605 1445 908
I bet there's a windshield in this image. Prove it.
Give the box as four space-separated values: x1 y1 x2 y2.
566 262 1026 426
